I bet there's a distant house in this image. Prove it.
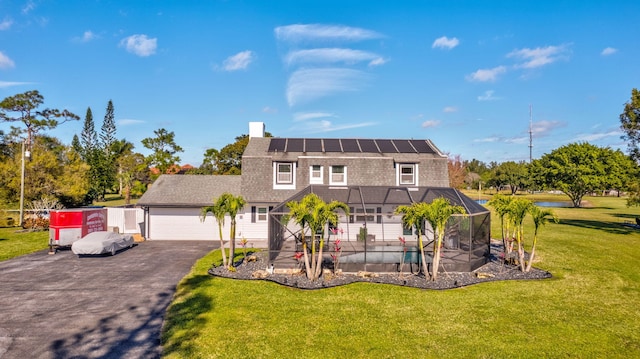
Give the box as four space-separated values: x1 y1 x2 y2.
138 122 490 271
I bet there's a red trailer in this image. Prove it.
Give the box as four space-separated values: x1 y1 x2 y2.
49 208 108 253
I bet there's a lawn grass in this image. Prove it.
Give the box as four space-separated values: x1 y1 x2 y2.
0 227 49 261
92 193 138 207
162 195 640 358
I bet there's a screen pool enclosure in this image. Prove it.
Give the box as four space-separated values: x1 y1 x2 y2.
268 186 491 273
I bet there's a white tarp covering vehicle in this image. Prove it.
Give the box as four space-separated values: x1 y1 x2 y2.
71 231 134 256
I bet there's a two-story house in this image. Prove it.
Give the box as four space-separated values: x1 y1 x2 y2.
138 122 490 271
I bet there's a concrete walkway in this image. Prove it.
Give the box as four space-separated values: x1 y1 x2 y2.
0 240 215 359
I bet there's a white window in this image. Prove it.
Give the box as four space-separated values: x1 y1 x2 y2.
330 165 347 185
273 162 296 189
397 163 418 186
277 163 293 184
310 165 323 184
257 207 268 222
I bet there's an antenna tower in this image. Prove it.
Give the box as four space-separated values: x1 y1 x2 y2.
528 104 533 163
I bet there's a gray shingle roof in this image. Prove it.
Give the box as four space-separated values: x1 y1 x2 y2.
137 175 242 207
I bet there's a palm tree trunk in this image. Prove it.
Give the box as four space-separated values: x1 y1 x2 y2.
218 224 227 268
314 240 324 280
229 222 236 268
432 234 442 281
517 228 526 272
310 234 317 279
302 242 312 280
525 233 538 272
418 233 429 280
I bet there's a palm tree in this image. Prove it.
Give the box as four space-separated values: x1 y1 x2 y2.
285 193 349 281
395 204 429 278
506 198 533 272
487 194 514 257
419 197 465 281
285 197 313 277
200 194 231 268
225 194 246 269
526 205 558 272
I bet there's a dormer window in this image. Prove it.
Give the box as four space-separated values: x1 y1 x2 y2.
277 163 292 184
330 165 347 185
397 163 418 186
274 162 296 189
310 165 323 184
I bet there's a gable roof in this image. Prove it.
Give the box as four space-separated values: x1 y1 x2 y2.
137 174 241 207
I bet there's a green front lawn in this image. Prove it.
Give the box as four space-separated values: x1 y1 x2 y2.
162 195 640 358
0 227 48 261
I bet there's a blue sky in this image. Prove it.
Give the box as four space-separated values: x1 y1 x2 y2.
1 0 638 166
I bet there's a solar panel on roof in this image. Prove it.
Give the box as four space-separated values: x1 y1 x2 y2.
358 139 378 153
287 138 304 152
409 140 435 153
393 140 417 153
341 139 360 152
268 138 286 152
324 138 342 152
305 138 322 152
375 139 398 153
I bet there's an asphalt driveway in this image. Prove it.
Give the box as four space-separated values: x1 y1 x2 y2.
0 240 215 359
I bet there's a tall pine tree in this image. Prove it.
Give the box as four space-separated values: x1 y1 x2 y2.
99 100 117 197
80 107 103 201
80 107 97 161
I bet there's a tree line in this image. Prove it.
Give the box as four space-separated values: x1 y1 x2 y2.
2 88 639 211
448 88 640 208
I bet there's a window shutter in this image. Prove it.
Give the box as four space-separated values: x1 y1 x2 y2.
376 207 382 224
349 207 354 223
251 206 256 223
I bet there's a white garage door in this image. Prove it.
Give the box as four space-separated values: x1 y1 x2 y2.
148 207 216 240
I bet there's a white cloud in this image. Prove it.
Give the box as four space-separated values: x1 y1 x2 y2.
601 47 617 56
118 119 145 126
286 68 370 107
81 31 96 42
0 51 15 69
505 136 528 144
531 120 565 137
477 90 500 101
473 136 501 143
443 106 458 113
507 44 570 69
421 120 441 128
368 57 387 67
262 106 278 114
0 81 32 88
73 30 97 43
0 17 13 30
293 112 336 122
285 48 384 67
22 1 36 14
432 36 459 50
222 50 254 71
292 120 376 133
571 130 621 142
120 34 157 57
467 66 507 82
274 24 383 43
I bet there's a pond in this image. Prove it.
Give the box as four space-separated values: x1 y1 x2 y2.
476 199 571 208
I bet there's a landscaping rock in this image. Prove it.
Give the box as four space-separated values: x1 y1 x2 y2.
208 242 552 290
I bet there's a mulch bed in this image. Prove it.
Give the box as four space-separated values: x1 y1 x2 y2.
208 241 552 290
